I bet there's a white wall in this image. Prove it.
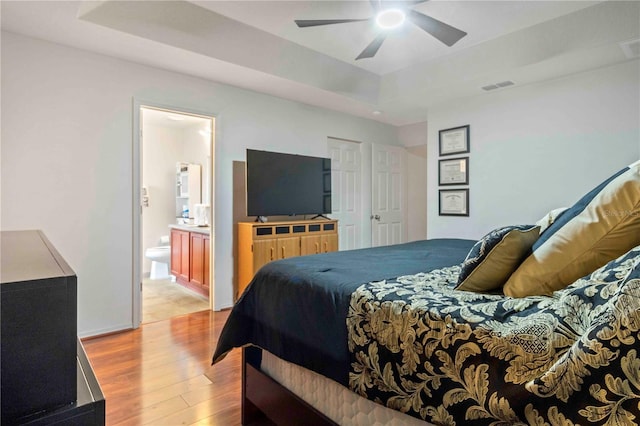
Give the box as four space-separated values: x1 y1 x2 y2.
398 121 429 241
0 32 401 336
405 145 428 241
427 60 640 240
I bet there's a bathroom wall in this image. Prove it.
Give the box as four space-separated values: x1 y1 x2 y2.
141 120 182 275
181 121 212 207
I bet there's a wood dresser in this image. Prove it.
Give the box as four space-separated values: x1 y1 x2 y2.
236 219 338 299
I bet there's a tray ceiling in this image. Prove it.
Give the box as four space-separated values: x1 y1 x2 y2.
2 1 638 125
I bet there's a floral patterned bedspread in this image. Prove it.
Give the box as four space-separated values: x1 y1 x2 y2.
347 248 640 425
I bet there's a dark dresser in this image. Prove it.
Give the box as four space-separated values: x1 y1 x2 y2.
1 230 105 425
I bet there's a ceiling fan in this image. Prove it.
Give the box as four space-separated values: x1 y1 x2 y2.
294 0 467 60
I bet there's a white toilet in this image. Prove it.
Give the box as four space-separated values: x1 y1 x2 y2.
145 236 171 280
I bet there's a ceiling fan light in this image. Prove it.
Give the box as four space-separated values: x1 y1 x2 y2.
376 9 405 30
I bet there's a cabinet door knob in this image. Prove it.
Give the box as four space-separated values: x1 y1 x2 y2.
270 247 274 261
315 242 319 254
281 246 286 258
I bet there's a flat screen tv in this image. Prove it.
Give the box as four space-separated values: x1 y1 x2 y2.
246 149 331 217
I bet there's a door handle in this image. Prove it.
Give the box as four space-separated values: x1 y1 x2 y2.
370 215 381 221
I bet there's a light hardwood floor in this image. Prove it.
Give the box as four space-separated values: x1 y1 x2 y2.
83 310 268 425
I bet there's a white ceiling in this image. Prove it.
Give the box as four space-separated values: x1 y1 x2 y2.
193 1 600 75
2 1 639 126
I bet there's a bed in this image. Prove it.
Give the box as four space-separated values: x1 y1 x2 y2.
213 160 640 425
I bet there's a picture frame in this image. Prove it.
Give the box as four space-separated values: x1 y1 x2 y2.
439 189 469 216
439 125 470 156
438 157 469 186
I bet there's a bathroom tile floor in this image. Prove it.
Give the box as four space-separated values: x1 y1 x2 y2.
142 278 209 323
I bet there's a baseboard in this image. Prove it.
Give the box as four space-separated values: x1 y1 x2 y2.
78 323 134 339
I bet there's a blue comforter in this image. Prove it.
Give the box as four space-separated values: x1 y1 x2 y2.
212 239 475 385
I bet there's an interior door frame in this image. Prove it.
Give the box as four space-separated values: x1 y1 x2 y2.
132 98 216 328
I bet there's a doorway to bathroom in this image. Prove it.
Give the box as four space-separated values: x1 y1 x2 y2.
136 105 215 325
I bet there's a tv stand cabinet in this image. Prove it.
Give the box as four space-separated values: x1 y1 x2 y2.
236 219 338 299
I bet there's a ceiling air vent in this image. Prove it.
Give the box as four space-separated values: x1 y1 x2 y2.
481 81 514 91
620 38 640 59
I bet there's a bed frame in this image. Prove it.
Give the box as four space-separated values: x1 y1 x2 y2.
242 347 336 426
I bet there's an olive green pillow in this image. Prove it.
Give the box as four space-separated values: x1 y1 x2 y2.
456 225 540 292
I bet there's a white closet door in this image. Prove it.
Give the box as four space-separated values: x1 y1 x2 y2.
328 138 363 251
371 144 407 247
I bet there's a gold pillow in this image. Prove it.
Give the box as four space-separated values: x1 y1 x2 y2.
456 225 540 292
504 160 640 298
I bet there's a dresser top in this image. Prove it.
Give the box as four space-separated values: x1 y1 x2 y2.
238 219 337 226
1 230 75 285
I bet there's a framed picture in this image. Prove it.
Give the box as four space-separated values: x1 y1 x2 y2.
439 125 470 156
439 189 469 216
439 157 469 186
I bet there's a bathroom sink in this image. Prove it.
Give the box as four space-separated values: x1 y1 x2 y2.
175 221 198 227
173 223 210 230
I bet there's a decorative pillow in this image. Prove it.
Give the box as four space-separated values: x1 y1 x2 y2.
455 225 540 292
504 160 640 298
535 207 568 234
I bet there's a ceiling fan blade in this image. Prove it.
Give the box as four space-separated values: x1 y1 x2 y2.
407 9 467 47
295 18 370 28
356 33 387 60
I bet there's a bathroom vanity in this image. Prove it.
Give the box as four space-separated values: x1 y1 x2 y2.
169 224 210 298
